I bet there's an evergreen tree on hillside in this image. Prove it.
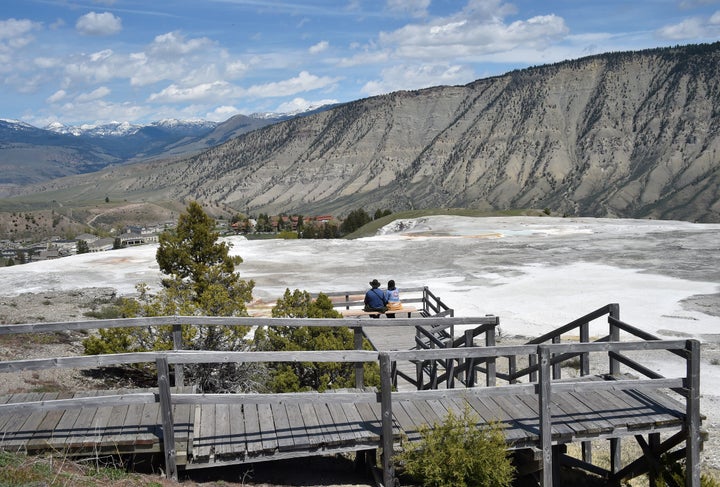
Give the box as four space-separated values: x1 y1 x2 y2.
83 202 258 392
340 208 372 234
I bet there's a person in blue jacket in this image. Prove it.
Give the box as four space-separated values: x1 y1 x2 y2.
364 279 388 318
385 279 401 318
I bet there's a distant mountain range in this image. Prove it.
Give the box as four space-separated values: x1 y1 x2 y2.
2 43 719 223
0 109 330 192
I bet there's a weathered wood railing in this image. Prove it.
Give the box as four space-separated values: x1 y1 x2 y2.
0 336 701 487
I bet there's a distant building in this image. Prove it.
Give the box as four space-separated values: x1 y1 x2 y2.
89 238 115 252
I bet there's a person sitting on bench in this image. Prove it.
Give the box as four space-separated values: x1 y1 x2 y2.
385 279 401 318
364 279 388 318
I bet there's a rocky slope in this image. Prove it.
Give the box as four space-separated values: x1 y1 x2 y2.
14 42 720 222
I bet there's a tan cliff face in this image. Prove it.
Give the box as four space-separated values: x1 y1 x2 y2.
12 42 720 223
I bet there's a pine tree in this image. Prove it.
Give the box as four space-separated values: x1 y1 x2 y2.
83 202 259 392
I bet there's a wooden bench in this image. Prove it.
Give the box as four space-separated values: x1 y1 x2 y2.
341 306 418 318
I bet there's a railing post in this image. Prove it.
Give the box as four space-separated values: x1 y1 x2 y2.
529 354 538 383
607 304 623 476
538 345 553 487
551 336 561 379
156 357 177 481
423 286 429 315
579 321 592 464
416 327 424 390
686 339 701 487
379 352 395 487
172 323 184 387
608 304 620 375
579 322 590 376
485 325 496 387
353 327 364 389
464 329 475 387
446 338 455 389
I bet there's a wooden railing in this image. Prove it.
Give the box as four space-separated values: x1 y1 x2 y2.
0 310 703 487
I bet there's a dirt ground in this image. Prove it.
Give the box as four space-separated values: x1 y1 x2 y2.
1 288 719 486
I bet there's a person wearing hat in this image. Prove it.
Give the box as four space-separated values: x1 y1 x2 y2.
364 278 388 318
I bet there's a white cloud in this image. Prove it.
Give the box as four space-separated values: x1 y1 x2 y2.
75 86 111 102
275 97 339 113
0 18 41 68
225 60 248 78
46 89 67 103
205 105 241 121
309 40 329 54
64 49 124 84
380 13 569 61
34 57 61 69
387 0 430 18
361 63 475 96
149 31 214 55
148 81 235 103
75 12 122 36
245 71 340 98
0 18 40 40
656 15 720 39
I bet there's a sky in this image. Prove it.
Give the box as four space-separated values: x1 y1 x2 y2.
2 1 720 127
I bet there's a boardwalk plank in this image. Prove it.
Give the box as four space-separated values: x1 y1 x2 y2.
271 403 295 451
392 401 421 439
226 403 246 459
283 403 307 449
27 392 74 451
2 393 53 450
340 402 375 443
490 394 542 439
354 402 381 439
257 403 278 453
214 403 231 458
326 402 353 443
66 391 100 449
312 403 342 446
112 403 144 447
298 402 324 449
556 391 613 436
243 403 263 455
135 399 161 446
196 404 216 460
411 398 443 427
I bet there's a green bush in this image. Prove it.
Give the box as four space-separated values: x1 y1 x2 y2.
657 457 720 487
254 289 380 392
395 404 514 487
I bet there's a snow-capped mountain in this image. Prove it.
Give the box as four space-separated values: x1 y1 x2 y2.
1 105 337 194
44 119 218 137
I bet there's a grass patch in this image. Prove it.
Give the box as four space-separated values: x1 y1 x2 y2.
0 451 166 487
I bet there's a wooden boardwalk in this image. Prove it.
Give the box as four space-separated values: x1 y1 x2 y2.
0 304 703 486
0 377 687 469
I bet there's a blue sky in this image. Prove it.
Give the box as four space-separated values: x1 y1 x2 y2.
2 0 719 127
